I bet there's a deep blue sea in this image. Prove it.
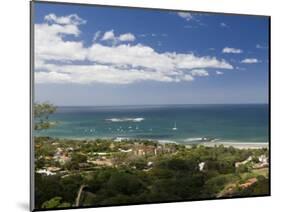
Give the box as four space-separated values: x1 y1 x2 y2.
35 104 269 144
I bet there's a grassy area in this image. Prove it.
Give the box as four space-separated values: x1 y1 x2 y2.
252 168 269 177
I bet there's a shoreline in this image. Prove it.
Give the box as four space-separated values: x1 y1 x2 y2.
200 141 268 149
35 136 268 149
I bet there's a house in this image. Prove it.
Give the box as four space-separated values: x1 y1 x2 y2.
58 155 70 165
66 147 74 151
53 148 70 165
36 169 56 176
259 155 268 164
198 162 205 172
47 166 61 172
253 154 269 169
118 148 132 153
239 178 257 189
147 161 153 167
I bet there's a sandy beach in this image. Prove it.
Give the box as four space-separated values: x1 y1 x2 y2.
200 141 269 149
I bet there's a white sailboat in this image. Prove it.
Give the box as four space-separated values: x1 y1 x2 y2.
172 122 177 131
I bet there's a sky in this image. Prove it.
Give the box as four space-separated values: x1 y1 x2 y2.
33 2 269 106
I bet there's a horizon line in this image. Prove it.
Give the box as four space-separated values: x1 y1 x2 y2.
49 103 269 107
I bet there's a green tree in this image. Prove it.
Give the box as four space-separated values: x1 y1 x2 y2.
65 153 87 170
41 196 71 209
106 171 145 195
34 102 56 130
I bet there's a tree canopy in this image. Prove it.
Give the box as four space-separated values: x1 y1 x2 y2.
34 102 56 130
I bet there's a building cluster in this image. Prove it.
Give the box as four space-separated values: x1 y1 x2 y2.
235 154 269 169
253 154 269 169
53 147 71 165
130 143 176 156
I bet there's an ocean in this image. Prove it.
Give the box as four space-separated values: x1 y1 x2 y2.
35 104 269 144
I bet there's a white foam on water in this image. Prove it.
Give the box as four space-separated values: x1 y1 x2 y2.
106 117 145 122
158 139 178 144
184 137 204 142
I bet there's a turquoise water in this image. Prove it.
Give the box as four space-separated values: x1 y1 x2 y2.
35 104 269 144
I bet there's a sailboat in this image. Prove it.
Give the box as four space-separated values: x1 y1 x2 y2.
172 122 177 131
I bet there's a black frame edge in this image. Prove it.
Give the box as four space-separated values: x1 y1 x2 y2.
30 1 35 211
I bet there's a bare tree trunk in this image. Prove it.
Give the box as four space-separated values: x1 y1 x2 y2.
75 184 87 207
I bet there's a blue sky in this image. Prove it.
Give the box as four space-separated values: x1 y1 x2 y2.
33 2 269 106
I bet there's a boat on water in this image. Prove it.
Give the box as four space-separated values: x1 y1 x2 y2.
172 122 177 131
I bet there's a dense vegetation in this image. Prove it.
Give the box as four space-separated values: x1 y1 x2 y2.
34 137 269 209
34 102 56 130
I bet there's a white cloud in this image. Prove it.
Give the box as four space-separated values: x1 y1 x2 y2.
44 13 86 25
118 33 135 42
190 69 209 77
101 30 135 43
216 71 223 75
35 64 180 84
35 13 234 85
172 53 233 70
101 30 115 41
177 12 193 21
181 74 194 81
35 71 72 83
222 47 243 54
87 44 233 72
35 23 87 61
241 58 259 64
177 12 206 27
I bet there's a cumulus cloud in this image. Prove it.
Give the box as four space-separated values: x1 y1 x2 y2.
101 30 115 41
241 58 259 64
86 44 233 73
35 64 183 84
34 13 234 85
222 47 243 54
190 69 209 77
101 30 135 43
177 12 207 27
35 22 87 61
181 74 194 81
44 13 86 25
216 71 223 75
119 33 136 42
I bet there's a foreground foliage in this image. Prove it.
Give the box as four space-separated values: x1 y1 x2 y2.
34 137 269 209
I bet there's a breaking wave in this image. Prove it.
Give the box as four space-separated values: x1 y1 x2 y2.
106 117 145 122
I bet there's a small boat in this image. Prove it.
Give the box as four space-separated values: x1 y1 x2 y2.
172 122 177 131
